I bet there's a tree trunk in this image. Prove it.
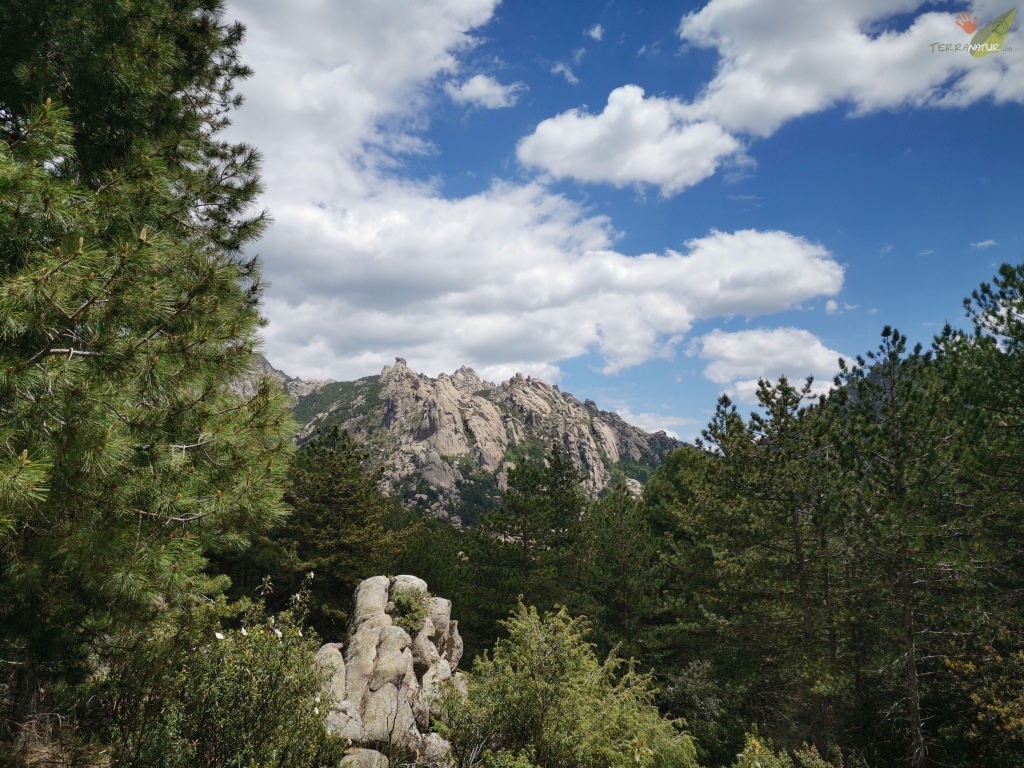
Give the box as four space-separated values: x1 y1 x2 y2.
900 537 926 768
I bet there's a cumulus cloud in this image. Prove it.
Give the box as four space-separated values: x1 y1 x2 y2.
514 1 1024 196
261 194 844 379
517 85 743 195
972 239 998 249
678 0 1024 136
694 328 845 403
446 74 525 108
222 0 845 390
586 24 604 41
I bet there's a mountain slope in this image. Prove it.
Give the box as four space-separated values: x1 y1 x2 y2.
289 358 682 524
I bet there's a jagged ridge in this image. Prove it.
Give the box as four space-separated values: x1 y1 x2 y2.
287 357 682 524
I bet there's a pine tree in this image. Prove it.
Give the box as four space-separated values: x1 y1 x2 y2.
830 327 986 768
237 426 403 640
0 0 293 728
484 445 588 613
656 379 845 760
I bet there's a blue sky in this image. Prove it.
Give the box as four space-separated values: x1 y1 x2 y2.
224 0 1024 440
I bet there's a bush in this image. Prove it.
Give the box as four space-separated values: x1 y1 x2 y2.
391 585 430 635
731 733 842 768
96 597 345 768
438 604 698 768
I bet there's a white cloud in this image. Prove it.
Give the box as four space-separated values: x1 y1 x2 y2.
609 405 699 441
261 198 844 379
222 1 845 387
678 0 1024 137
517 85 743 195
825 299 840 314
515 2 1024 196
694 327 844 403
227 0 498 176
551 62 580 84
586 24 604 41
972 239 998 249
446 74 525 108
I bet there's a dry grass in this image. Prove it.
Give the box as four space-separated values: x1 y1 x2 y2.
1 715 108 768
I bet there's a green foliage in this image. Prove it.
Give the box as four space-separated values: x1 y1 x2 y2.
96 597 345 768
291 378 383 436
828 327 993 767
0 0 294 744
0 0 264 251
605 455 656 487
438 604 698 768
645 378 844 762
484 445 588 612
568 486 663 658
391 585 430 635
641 310 1024 767
730 734 841 768
223 425 403 640
0 84 292 686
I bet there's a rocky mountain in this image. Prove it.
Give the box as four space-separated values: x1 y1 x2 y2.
230 355 335 401
280 357 683 525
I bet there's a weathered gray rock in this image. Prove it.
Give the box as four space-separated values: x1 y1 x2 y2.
418 732 453 766
291 357 683 521
345 622 385 706
421 658 452 719
322 576 461 767
439 620 463 670
362 681 417 745
325 698 364 742
390 574 428 597
315 642 346 705
352 576 391 629
411 619 440 676
427 598 451 647
369 627 413 691
340 748 389 768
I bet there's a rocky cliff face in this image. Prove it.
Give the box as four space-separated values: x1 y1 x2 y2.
289 358 682 524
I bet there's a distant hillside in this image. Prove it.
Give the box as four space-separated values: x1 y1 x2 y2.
255 357 684 525
230 355 335 401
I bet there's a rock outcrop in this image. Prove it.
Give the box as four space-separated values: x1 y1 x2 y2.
290 358 683 521
320 576 463 768
230 354 334 402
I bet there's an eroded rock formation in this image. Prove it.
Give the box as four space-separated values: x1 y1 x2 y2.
291 358 682 521
320 576 463 768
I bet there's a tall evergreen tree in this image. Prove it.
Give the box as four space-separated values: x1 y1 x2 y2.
231 425 403 640
829 327 986 768
482 445 588 613
0 0 292 729
652 379 844 762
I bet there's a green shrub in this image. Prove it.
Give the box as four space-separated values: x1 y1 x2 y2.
438 604 698 768
96 598 345 768
391 586 430 635
731 733 841 768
